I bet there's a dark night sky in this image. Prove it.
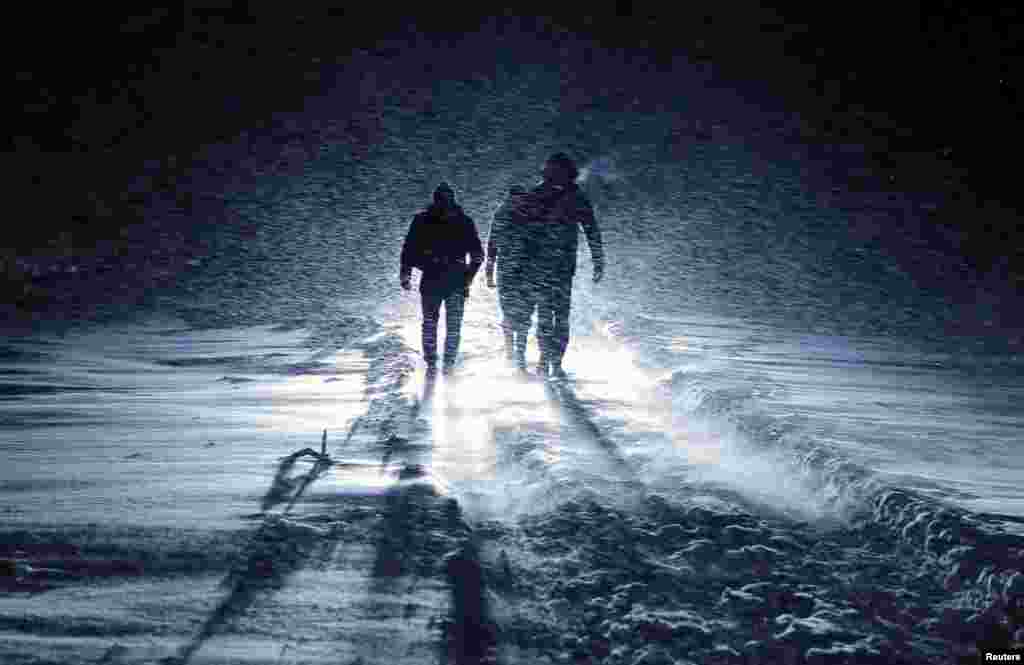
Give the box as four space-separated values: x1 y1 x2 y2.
5 4 1021 283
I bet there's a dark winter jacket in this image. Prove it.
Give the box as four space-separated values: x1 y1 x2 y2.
486 192 530 287
400 204 484 291
518 182 604 283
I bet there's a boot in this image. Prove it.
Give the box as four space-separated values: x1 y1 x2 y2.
442 356 457 377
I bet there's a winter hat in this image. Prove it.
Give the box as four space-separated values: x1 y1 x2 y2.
433 181 455 204
545 152 579 182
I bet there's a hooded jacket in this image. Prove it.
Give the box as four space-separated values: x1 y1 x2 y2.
400 203 484 291
518 182 604 284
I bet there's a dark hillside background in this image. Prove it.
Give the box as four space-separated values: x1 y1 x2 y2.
5 3 1020 310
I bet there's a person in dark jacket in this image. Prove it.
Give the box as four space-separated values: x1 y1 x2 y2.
400 182 484 375
520 153 604 379
485 185 534 370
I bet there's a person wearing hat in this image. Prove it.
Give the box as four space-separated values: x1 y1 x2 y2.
400 182 485 375
519 152 604 379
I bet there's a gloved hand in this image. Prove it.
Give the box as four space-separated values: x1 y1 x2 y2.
593 263 604 284
400 274 411 291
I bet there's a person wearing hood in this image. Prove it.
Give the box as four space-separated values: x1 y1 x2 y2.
519 152 605 379
400 182 484 375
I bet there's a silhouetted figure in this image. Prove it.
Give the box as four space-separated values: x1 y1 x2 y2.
485 185 534 371
519 153 604 378
400 182 484 375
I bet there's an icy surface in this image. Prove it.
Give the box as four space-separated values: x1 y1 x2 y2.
1 312 1022 663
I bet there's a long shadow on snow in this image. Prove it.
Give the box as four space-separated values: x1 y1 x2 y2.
164 324 419 663
164 445 337 664
369 369 502 665
370 482 502 665
543 378 641 484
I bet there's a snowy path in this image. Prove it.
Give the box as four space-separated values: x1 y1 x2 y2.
0 315 634 664
1 313 1023 663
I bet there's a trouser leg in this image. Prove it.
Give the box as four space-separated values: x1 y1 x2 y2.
502 327 515 358
443 288 466 366
514 297 535 354
513 324 529 355
550 281 572 365
421 290 443 366
502 283 531 364
536 296 552 364
513 326 528 370
500 310 515 359
537 280 572 371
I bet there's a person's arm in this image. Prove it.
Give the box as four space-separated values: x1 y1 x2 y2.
464 216 485 293
578 196 605 282
399 215 421 289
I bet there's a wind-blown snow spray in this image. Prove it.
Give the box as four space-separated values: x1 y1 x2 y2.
576 155 622 185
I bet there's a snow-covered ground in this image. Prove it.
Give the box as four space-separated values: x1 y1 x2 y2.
2 299 1022 663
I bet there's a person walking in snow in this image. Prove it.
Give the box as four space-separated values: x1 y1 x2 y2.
517 152 604 379
485 185 535 371
400 182 484 376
